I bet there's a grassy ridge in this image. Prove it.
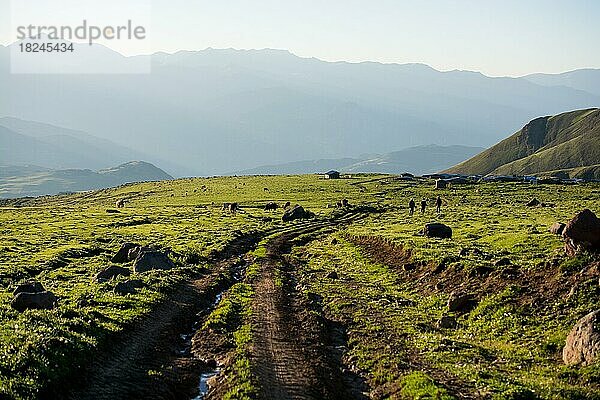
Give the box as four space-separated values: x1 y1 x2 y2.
447 108 600 178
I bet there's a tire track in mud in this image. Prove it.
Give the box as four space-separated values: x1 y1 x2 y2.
68 234 262 400
67 211 369 400
249 213 367 400
252 268 318 400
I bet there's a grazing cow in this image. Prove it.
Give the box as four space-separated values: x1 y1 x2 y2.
229 202 239 214
116 199 125 208
264 202 279 211
264 187 270 192
337 198 349 208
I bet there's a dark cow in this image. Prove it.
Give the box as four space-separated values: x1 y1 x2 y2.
264 202 279 211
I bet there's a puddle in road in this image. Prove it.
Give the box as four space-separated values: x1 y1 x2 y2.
192 369 221 400
187 256 248 399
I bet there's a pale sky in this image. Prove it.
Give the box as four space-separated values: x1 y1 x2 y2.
1 0 599 77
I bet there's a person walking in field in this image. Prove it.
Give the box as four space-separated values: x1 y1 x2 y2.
420 199 427 214
408 199 416 215
436 195 443 213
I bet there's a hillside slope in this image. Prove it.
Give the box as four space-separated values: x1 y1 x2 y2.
0 161 173 198
446 108 600 178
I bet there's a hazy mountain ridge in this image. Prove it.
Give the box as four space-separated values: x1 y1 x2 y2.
234 145 483 175
0 161 173 198
525 69 600 97
2 44 600 175
445 108 600 179
0 117 164 170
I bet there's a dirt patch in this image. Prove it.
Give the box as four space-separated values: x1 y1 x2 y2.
346 234 600 397
345 234 414 271
349 235 599 311
248 221 369 399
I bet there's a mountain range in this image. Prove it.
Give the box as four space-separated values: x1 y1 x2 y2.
446 108 600 179
0 117 149 170
0 161 173 198
2 42 600 176
235 145 483 175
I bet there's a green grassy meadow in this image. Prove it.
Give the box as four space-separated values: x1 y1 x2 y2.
0 175 598 399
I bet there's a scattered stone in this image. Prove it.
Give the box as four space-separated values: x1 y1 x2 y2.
133 251 175 273
403 263 417 272
437 315 457 329
549 222 566 235
326 271 339 279
435 179 448 189
563 310 600 366
435 282 444 291
114 279 144 295
13 282 45 296
526 198 540 207
470 265 493 277
330 238 339 245
95 265 131 282
563 209 600 256
433 256 459 273
111 242 139 263
282 205 314 222
494 258 511 267
447 291 477 312
11 291 57 312
127 245 154 261
458 248 469 257
423 223 452 239
500 266 520 278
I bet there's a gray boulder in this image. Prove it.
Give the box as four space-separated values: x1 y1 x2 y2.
423 223 452 239
114 279 144 295
13 282 45 296
11 291 57 312
133 251 175 273
437 315 457 329
95 265 131 282
563 310 600 366
282 205 314 222
447 291 477 312
111 242 139 263
127 245 154 261
563 209 600 255
526 198 540 207
326 271 339 279
549 222 566 235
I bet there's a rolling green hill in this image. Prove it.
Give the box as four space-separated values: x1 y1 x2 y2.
446 108 600 178
0 161 173 198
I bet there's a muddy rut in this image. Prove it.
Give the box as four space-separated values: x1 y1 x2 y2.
67 212 367 400
250 215 366 400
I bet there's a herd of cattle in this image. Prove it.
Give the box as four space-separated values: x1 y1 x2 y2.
114 197 351 215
